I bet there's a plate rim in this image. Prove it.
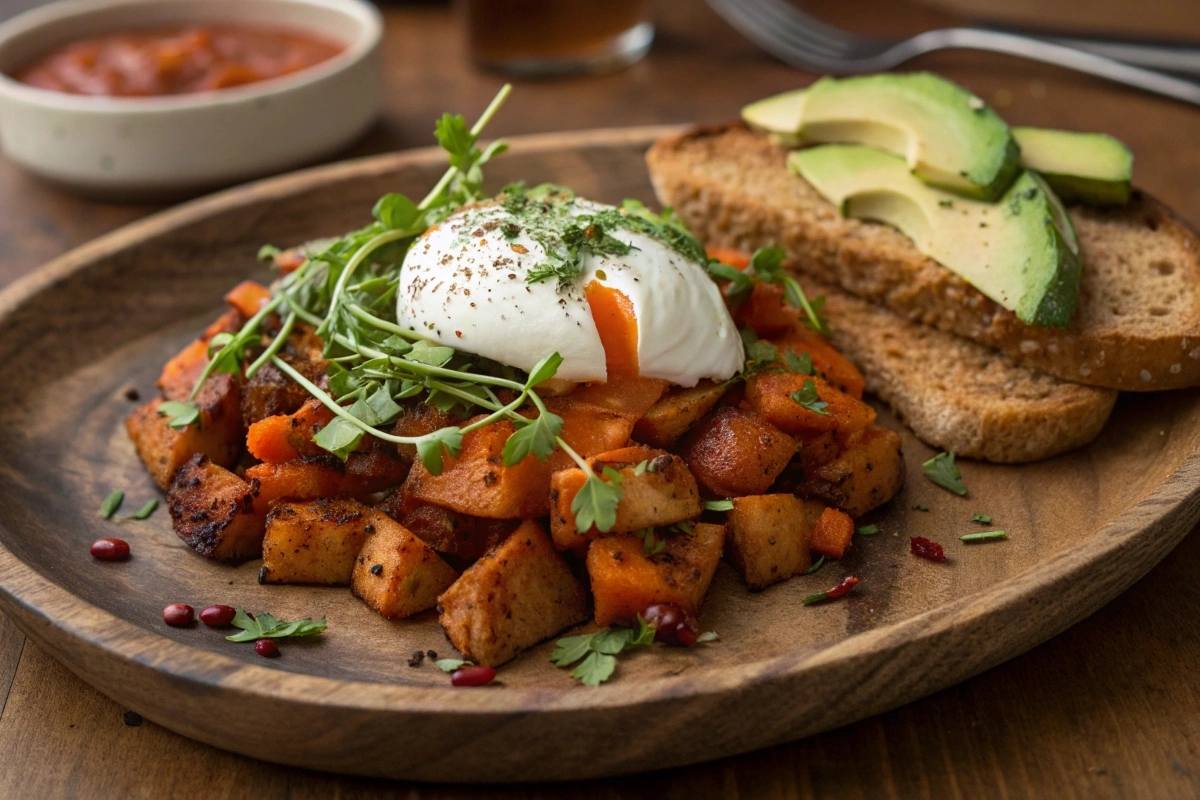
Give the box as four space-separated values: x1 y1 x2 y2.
1 125 1198 767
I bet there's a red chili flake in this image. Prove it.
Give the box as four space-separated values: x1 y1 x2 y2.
910 536 947 562
451 665 496 687
803 576 859 606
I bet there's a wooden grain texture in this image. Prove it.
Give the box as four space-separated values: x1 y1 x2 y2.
2 0 1200 795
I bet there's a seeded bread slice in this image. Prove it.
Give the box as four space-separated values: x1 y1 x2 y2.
646 124 1200 391
814 280 1117 462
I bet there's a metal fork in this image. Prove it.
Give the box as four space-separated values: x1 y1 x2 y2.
706 0 1200 107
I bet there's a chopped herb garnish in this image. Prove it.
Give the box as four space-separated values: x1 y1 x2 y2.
790 379 829 416
923 451 967 495
633 459 649 476
435 658 472 672
803 576 859 606
551 616 656 686
805 555 826 575
914 504 929 512
857 524 879 536
961 530 1007 543
225 609 327 642
782 349 815 375
570 463 624 534
125 499 159 520
970 513 992 524
704 499 734 512
696 631 719 643
633 528 666 556
99 490 124 520
157 400 199 429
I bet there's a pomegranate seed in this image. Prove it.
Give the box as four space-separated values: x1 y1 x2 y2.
451 665 496 687
90 538 130 561
255 639 279 657
910 536 947 562
644 603 699 646
199 605 236 627
162 604 194 626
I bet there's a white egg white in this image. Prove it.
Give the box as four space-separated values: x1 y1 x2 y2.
398 198 744 385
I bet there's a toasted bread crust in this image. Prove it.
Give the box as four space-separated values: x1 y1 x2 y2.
647 124 1200 391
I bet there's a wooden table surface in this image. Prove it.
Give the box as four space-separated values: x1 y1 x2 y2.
2 0 1200 797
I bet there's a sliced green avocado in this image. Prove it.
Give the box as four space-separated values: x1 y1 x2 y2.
789 144 1080 328
741 88 808 148
1013 126 1132 206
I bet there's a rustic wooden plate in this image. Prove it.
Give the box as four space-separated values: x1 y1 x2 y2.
1 127 1199 783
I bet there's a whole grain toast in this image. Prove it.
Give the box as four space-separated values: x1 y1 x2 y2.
647 124 1200 391
814 280 1117 462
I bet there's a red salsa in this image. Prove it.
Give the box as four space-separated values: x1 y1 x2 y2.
14 25 344 97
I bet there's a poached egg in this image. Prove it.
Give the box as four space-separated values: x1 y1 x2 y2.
398 195 744 385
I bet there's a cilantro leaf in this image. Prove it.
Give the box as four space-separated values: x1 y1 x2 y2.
550 635 595 667
551 615 656 686
502 411 564 466
416 427 465 476
790 379 829 416
157 401 200 429
923 452 967 496
573 651 617 686
312 416 365 461
571 467 625 533
747 246 786 282
225 609 327 642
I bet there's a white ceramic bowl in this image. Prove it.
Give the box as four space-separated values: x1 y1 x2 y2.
0 0 382 198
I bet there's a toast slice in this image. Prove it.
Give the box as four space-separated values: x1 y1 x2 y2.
647 124 1200 392
814 280 1117 463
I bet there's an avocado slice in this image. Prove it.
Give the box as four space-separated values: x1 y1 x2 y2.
741 88 808 148
1013 127 1132 206
789 144 1080 328
785 74 1020 201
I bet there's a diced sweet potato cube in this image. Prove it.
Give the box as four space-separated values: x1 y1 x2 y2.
744 373 875 443
156 309 243 401
632 381 728 448
438 521 589 665
549 448 700 550
677 406 796 497
796 426 905 516
246 450 408 513
377 484 518 562
776 327 866 400
543 396 636 472
725 494 812 589
733 281 799 339
351 516 458 620
809 506 854 560
260 498 375 585
588 521 726 626
167 454 265 562
406 418 553 519
126 373 244 491
246 399 335 463
566 376 670 418
224 280 271 319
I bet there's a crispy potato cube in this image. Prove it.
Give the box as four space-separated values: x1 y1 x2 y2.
377 484 518 562
406 418 553 519
677 406 796 497
744 373 875 443
809 506 854 559
351 515 458 620
565 376 670 417
632 381 728 448
438 520 589 666
260 498 376 585
167 454 266 562
126 373 244 491
588 522 726 626
796 427 905 516
725 494 812 589
544 396 636 471
549 447 701 550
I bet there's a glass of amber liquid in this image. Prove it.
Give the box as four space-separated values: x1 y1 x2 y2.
463 0 654 76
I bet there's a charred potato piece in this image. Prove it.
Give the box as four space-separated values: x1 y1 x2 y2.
391 403 459 466
406 417 553 519
549 447 701 551
377 483 518 562
260 498 376 585
588 521 726 627
246 449 409 513
438 520 589 666
351 515 458 620
725 494 812 589
632 381 728 448
167 454 265 562
677 406 796 497
126 373 244 491
240 324 329 425
795 426 905 517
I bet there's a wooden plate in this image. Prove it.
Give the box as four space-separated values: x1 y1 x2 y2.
1 127 1198 783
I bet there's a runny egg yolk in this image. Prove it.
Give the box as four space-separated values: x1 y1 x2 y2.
585 281 639 378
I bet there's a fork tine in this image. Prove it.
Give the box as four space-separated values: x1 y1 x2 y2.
707 0 847 70
751 0 860 57
719 0 853 63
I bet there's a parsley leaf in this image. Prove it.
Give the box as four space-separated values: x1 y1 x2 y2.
551 616 656 685
157 400 200 429
225 609 327 642
571 467 624 533
782 349 814 375
502 411 564 466
98 490 124 520
372 193 420 230
923 452 967 496
312 417 364 461
416 427 465 476
573 651 617 686
790 379 829 415
525 351 564 388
